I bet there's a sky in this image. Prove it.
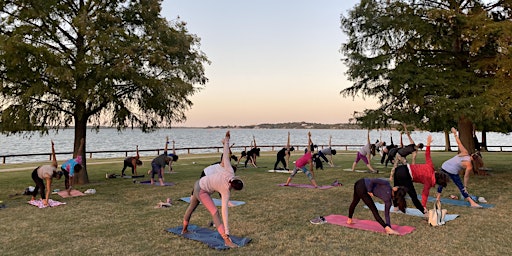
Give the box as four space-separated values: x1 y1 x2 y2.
161 0 378 127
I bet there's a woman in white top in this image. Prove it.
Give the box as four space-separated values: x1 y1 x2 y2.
30 140 63 206
439 127 483 208
181 131 244 248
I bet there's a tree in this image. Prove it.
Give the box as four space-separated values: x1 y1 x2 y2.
0 0 209 184
340 0 512 152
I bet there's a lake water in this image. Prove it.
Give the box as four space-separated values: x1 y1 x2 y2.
1 128 511 164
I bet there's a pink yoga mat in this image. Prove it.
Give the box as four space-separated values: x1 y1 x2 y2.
277 183 334 190
323 214 415 235
57 189 86 198
28 199 66 208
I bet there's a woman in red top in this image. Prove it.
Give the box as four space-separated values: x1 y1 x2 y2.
392 135 449 214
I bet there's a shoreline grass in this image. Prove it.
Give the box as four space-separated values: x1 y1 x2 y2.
1 151 511 255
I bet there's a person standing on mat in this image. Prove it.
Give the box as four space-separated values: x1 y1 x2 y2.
167 140 179 173
61 138 84 196
181 131 244 248
284 131 319 187
392 134 449 215
121 145 142 176
30 140 64 206
347 178 408 235
438 127 483 208
274 132 295 170
350 130 379 173
394 124 424 166
385 132 403 167
317 135 336 167
149 136 172 186
381 132 398 165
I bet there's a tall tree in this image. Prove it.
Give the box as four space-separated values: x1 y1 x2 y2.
340 0 512 152
0 0 209 184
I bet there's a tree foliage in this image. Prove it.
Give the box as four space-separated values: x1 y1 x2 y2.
340 0 512 151
0 0 209 183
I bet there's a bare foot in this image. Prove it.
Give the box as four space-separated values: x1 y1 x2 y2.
181 228 189 234
346 218 353 224
222 234 238 248
385 226 400 235
42 199 49 206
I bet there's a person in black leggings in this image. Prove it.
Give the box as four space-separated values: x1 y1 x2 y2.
347 178 408 235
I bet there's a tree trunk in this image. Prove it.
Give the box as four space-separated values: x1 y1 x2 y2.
444 130 451 151
481 130 488 152
457 116 475 154
74 116 89 184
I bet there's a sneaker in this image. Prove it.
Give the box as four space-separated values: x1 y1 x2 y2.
310 216 327 225
478 197 487 203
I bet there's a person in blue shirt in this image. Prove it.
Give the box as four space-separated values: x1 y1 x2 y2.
60 138 84 195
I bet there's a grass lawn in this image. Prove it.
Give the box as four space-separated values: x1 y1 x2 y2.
0 150 511 255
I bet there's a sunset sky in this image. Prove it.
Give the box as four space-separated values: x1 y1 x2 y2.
162 0 377 127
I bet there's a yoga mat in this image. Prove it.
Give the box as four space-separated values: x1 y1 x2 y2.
138 180 175 186
322 214 415 235
28 199 66 208
267 169 291 173
180 197 245 207
343 168 373 173
166 224 251 250
277 183 335 190
364 202 459 221
57 189 86 198
418 195 495 208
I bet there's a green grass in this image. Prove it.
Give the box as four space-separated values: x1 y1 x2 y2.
1 150 511 255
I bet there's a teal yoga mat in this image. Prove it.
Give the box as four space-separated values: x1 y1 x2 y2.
418 195 494 208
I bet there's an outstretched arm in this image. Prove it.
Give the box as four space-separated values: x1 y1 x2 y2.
403 124 415 145
221 131 233 169
51 140 57 168
451 127 469 155
172 140 176 155
164 136 169 154
366 130 371 145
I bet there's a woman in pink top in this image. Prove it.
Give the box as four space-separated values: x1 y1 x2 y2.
284 131 318 187
392 135 449 214
181 131 244 248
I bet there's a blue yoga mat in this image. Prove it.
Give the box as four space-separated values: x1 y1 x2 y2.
365 202 459 222
166 224 251 250
180 197 246 207
417 195 494 208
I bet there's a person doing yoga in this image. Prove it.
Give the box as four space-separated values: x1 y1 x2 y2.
392 135 449 214
30 140 64 206
121 145 142 176
350 130 379 173
439 127 483 208
274 132 294 170
347 178 408 235
181 131 244 248
61 138 84 195
284 131 318 187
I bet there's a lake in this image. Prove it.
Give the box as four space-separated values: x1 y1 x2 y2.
1 128 511 163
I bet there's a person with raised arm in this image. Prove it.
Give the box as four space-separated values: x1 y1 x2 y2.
273 132 295 170
317 135 337 167
181 131 244 248
392 135 449 214
284 131 319 187
149 136 172 186
350 130 379 173
30 140 64 206
167 140 179 173
121 145 142 176
61 138 84 195
439 127 483 208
